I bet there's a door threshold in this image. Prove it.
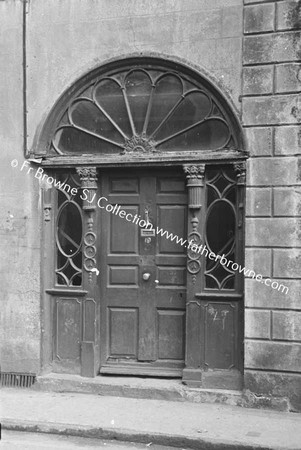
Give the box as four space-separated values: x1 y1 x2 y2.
99 364 182 378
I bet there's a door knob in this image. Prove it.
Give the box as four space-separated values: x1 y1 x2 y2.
142 273 151 281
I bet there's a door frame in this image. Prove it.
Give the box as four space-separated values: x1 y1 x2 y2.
41 157 246 390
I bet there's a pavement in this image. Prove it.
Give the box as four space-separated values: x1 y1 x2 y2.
1 388 301 450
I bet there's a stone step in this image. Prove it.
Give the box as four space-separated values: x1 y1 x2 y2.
33 373 243 407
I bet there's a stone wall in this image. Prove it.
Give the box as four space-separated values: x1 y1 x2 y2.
243 0 301 411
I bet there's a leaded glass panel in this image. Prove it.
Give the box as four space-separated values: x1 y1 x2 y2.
55 173 83 286
51 67 236 156
204 167 237 290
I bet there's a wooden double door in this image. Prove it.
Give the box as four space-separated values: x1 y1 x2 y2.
99 168 187 376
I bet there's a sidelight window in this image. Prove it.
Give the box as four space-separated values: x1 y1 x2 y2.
55 173 83 286
205 167 238 290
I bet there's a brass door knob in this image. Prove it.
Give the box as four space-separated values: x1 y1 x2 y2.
142 273 151 281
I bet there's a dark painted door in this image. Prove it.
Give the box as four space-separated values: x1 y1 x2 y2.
99 168 187 376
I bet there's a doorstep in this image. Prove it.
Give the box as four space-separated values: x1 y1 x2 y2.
33 373 291 411
33 372 243 406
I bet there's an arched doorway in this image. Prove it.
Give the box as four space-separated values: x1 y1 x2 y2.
39 57 247 389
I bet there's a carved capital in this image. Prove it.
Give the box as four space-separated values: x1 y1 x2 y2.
76 167 98 190
183 164 205 210
76 167 98 182
183 164 205 179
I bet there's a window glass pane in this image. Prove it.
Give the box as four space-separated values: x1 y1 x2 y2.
94 79 132 138
154 91 211 142
53 127 121 154
147 74 182 135
57 203 82 256
70 100 124 144
223 276 235 289
157 119 229 151
125 70 152 134
206 201 235 256
225 186 236 204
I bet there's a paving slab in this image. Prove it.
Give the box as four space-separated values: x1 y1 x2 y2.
1 388 301 449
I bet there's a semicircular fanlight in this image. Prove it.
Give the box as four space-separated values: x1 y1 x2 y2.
51 67 235 155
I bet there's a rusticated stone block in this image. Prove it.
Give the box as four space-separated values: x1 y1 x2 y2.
243 66 273 95
273 188 301 216
244 3 275 34
243 32 301 64
245 340 301 372
245 127 273 156
246 187 272 216
243 94 301 126
274 125 301 155
277 0 301 31
244 371 301 413
247 157 300 186
272 311 301 341
246 217 300 247
245 309 270 339
273 248 301 278
275 63 301 93
245 248 272 277
245 278 298 309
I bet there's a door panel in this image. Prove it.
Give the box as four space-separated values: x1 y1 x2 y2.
109 307 138 358
157 310 185 360
203 302 237 370
110 206 139 253
99 168 187 376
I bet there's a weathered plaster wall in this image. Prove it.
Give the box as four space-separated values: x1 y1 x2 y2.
0 0 40 373
26 0 243 152
242 0 301 411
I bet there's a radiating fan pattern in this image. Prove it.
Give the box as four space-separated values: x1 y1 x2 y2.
52 68 233 155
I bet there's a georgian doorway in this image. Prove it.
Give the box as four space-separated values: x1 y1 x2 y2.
39 56 247 389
